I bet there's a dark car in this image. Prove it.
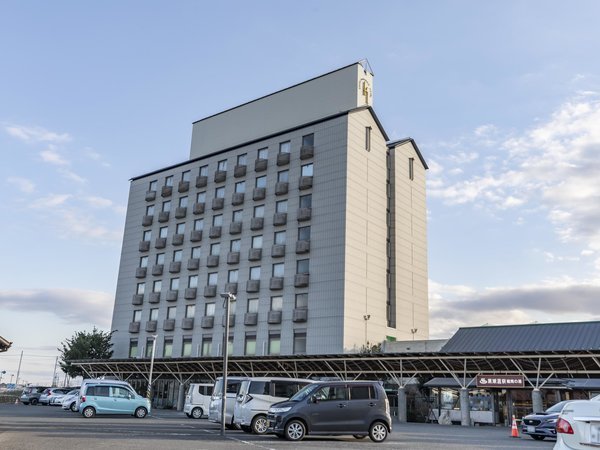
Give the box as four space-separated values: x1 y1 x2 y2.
521 400 570 440
20 386 49 405
267 380 391 442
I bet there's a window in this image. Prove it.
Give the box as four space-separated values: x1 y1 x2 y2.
301 163 313 177
257 147 268 159
365 126 371 151
156 253 165 265
191 246 201 259
188 275 198 288
212 214 223 227
297 259 309 274
205 303 215 316
253 205 264 218
299 194 312 209
170 278 179 290
247 298 258 313
149 180 158 191
314 386 347 402
179 196 188 207
302 134 314 147
145 338 154 358
351 385 374 400
276 200 288 213
167 306 176 319
294 331 307 354
128 340 138 358
136 282 145 295
149 308 159 321
217 159 227 171
245 333 256 355
207 272 218 286
199 165 208 177
210 243 220 256
255 176 267 188
268 332 281 355
133 310 142 322
194 218 204 231
159 226 168 238
87 385 110 397
230 239 241 252
409 157 415 181
153 280 162 293
279 141 290 154
237 153 247 165
277 170 289 182
182 337 192 357
215 186 225 198
176 223 185 234
201 336 212 356
185 304 195 318
232 210 243 222
235 181 245 193
228 269 238 283
143 230 152 241
295 293 308 309
249 266 261 280
196 191 206 203
182 170 191 182
163 338 173 357
274 231 286 245
272 263 284 277
146 205 155 215
298 226 311 241
270 296 283 311
173 249 182 262
139 256 148 268
165 175 174 187
251 235 263 249
227 335 233 355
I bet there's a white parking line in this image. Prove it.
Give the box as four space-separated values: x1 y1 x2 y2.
225 436 278 450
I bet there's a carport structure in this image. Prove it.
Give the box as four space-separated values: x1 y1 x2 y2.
73 321 600 425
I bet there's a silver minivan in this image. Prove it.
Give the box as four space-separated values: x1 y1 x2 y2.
208 376 248 429
183 383 213 419
234 377 314 434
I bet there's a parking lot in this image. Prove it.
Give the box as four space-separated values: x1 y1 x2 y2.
0 403 555 450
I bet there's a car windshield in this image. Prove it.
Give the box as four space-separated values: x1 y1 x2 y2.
67 390 78 396
289 384 318 402
545 400 569 414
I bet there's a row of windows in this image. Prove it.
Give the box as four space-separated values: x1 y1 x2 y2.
129 329 307 358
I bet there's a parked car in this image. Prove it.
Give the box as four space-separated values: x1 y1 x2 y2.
61 389 80 412
41 388 72 406
521 400 570 440
20 386 49 405
208 376 248 429
267 380 391 442
79 382 150 418
184 383 213 419
554 395 600 449
76 378 133 411
234 377 314 434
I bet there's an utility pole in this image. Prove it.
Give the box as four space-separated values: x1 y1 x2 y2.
52 356 59 387
15 351 23 387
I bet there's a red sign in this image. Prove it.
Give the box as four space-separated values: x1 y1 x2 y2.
476 374 525 388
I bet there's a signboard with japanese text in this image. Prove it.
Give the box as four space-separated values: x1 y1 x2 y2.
476 374 525 388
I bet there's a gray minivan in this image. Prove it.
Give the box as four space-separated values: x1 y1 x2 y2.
267 380 391 442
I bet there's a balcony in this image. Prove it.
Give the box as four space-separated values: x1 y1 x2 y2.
250 217 264 230
132 294 143 305
244 312 258 326
224 282 238 294
269 277 284 290
296 240 310 254
292 308 308 322
161 185 172 197
135 267 147 278
248 248 262 261
145 320 157 332
155 237 167 249
300 145 314 160
297 208 312 222
221 314 236 327
271 244 285 258
227 252 240 265
181 318 194 330
254 158 268 172
193 202 205 215
184 288 197 300
267 310 282 324
209 226 222 239
231 192 245 206
163 318 175 331
158 211 170 223
187 258 200 270
190 230 202 242
145 190 156 201
275 182 289 196
234 164 247 178
299 176 313 190
212 197 224 211
196 175 208 188
151 264 164 276
206 255 219 267
148 292 160 304
169 261 181 273
178 180 190 193
276 152 290 166
273 212 287 226
294 273 310 287
128 322 140 333
252 187 266 201
214 170 227 183
139 241 150 252
172 234 184 246
166 290 178 302
204 285 217 297
246 279 260 293
201 316 214 328
175 207 187 219
142 215 154 226
229 221 242 235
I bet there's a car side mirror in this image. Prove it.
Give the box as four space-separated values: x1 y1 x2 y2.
310 395 319 404
128 394 133 399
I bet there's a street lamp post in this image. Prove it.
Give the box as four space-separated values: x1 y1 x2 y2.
146 334 158 405
219 292 236 436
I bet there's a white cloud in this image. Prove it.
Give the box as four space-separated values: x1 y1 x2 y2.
4 124 71 143
6 176 35 193
58 168 87 184
40 148 69 166
84 196 114 208
31 193 72 208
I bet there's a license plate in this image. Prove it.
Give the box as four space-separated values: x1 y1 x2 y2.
527 426 536 433
591 423 600 444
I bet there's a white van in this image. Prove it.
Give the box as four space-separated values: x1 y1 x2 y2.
234 377 314 434
76 378 133 412
183 383 213 419
208 376 248 429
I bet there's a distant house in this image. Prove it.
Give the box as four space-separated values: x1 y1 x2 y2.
0 335 11 352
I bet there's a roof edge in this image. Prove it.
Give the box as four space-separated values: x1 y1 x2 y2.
387 137 428 170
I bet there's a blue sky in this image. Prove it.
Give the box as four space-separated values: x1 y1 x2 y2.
1 1 599 384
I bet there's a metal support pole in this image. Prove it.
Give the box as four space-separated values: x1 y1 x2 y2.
146 335 158 406
220 292 235 436
397 386 407 423
52 356 58 387
15 351 23 387
460 387 471 427
177 382 186 411
532 388 543 414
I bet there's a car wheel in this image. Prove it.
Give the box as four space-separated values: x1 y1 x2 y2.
531 435 545 440
82 406 96 418
70 402 77 412
240 425 252 433
251 414 269 434
191 407 203 419
369 421 388 443
30 399 38 405
285 420 306 441
134 407 148 418
353 434 367 439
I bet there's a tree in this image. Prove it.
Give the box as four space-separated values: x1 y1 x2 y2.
58 327 114 378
